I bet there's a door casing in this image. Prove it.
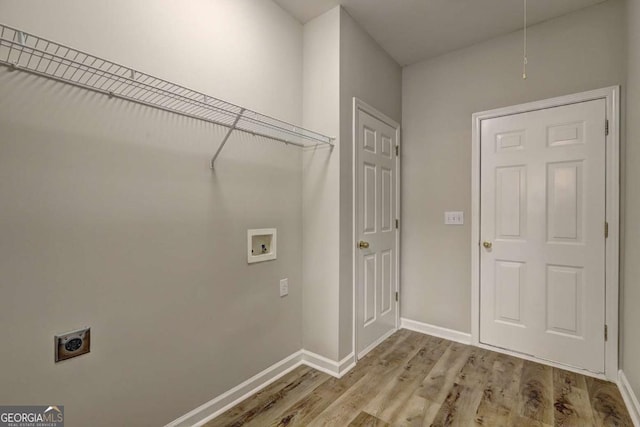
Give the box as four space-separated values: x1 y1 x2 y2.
471 86 620 381
352 98 401 360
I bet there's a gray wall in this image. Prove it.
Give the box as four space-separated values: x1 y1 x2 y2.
301 6 402 362
302 7 341 360
0 1 304 426
623 0 640 403
401 0 626 332
338 8 402 359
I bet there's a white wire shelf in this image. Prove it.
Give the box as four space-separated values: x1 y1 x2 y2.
0 24 334 167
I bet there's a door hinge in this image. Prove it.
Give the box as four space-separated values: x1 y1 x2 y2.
395 145 399 156
395 219 399 229
605 222 609 238
395 291 398 302
605 324 608 341
605 120 609 136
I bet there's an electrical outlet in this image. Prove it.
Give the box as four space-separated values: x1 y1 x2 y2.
444 211 464 225
55 327 91 362
280 278 288 297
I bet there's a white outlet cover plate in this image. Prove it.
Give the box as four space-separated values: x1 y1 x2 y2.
280 278 288 297
444 211 464 225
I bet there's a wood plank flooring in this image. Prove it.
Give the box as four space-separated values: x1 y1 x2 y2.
205 330 633 426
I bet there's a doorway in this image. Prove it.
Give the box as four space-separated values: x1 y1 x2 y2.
353 98 401 359
471 87 620 380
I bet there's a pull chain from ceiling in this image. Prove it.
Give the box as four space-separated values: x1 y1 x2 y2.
523 0 528 80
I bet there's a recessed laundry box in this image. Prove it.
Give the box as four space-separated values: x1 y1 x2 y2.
247 229 277 264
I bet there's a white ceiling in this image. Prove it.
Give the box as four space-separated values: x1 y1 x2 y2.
273 0 608 66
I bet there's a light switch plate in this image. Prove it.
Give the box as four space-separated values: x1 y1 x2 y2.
280 279 288 297
444 211 464 225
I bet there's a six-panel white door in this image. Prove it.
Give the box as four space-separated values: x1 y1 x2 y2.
356 106 398 358
480 99 607 373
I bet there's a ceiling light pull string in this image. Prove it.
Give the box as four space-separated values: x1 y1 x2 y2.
523 0 528 80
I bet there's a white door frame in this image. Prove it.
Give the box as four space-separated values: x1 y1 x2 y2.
352 98 401 359
471 86 620 381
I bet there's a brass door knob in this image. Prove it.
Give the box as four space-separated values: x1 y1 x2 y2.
358 241 370 249
483 241 492 249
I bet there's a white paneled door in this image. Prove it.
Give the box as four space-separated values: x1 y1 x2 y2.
480 99 607 373
355 101 399 359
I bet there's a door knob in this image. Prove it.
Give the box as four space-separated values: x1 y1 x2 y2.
358 241 370 249
483 241 492 249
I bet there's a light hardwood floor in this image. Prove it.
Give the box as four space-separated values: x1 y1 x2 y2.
205 329 633 426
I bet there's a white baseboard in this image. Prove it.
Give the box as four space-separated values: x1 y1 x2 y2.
619 370 640 427
338 352 357 376
165 351 304 427
166 349 355 427
400 318 472 345
301 350 355 379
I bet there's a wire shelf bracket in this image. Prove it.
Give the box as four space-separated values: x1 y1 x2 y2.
0 24 335 168
211 108 244 168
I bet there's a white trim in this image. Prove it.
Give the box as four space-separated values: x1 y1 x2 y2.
396 110 401 338
471 105 481 349
357 327 397 359
165 349 357 427
605 87 621 380
400 318 472 345
165 351 304 427
619 370 640 427
352 97 401 360
338 353 357 375
471 86 620 381
301 350 356 379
